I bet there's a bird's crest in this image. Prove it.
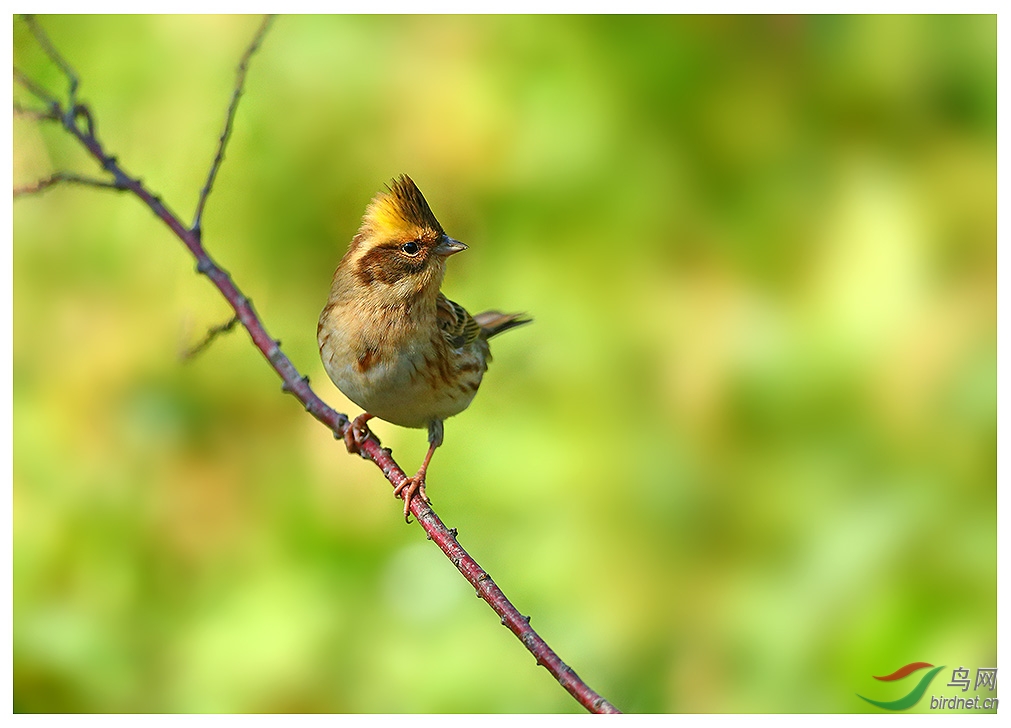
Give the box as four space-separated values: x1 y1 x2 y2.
361 175 444 240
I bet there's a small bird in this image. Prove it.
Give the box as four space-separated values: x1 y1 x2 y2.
318 175 530 521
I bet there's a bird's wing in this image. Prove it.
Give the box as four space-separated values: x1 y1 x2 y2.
436 292 482 349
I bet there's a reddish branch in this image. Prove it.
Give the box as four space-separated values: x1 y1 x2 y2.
13 15 620 715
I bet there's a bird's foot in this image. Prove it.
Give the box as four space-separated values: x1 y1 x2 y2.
343 413 374 456
393 472 430 523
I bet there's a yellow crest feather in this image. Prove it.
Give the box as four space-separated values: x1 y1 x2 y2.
361 175 444 240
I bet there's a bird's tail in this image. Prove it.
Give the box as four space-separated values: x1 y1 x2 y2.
474 311 533 339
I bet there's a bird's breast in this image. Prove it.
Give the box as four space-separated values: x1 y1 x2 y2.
318 300 487 429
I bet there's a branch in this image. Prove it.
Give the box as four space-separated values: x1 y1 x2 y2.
192 14 275 236
23 14 79 105
14 170 125 197
14 100 60 121
13 66 60 109
181 314 241 361
13 16 620 715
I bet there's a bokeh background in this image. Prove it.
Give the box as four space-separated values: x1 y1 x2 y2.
13 15 996 713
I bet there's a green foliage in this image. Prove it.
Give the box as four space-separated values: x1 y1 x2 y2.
14 14 995 713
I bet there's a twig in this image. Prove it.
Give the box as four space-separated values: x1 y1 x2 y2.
14 171 124 197
23 15 79 106
14 101 59 121
181 314 241 360
13 16 620 715
192 14 275 237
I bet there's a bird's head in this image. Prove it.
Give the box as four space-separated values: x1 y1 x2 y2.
342 175 467 302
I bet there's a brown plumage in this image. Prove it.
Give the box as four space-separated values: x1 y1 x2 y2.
318 175 530 521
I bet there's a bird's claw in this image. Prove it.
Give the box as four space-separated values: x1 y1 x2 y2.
393 474 430 523
343 413 373 456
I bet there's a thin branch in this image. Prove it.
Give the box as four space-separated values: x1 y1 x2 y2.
13 16 620 715
181 314 241 360
192 14 276 237
14 101 59 121
14 171 124 198
13 67 61 109
23 14 79 107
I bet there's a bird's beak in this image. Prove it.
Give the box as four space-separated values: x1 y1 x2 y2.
435 236 468 257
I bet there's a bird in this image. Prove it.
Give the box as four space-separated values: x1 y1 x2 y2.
318 175 530 521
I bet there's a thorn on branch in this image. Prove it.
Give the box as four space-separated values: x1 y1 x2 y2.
181 314 240 360
280 375 310 395
267 343 286 369
448 527 458 538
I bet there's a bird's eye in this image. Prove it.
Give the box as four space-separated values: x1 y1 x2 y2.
400 241 421 256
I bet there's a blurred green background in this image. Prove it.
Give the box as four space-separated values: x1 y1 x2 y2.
13 15 996 713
